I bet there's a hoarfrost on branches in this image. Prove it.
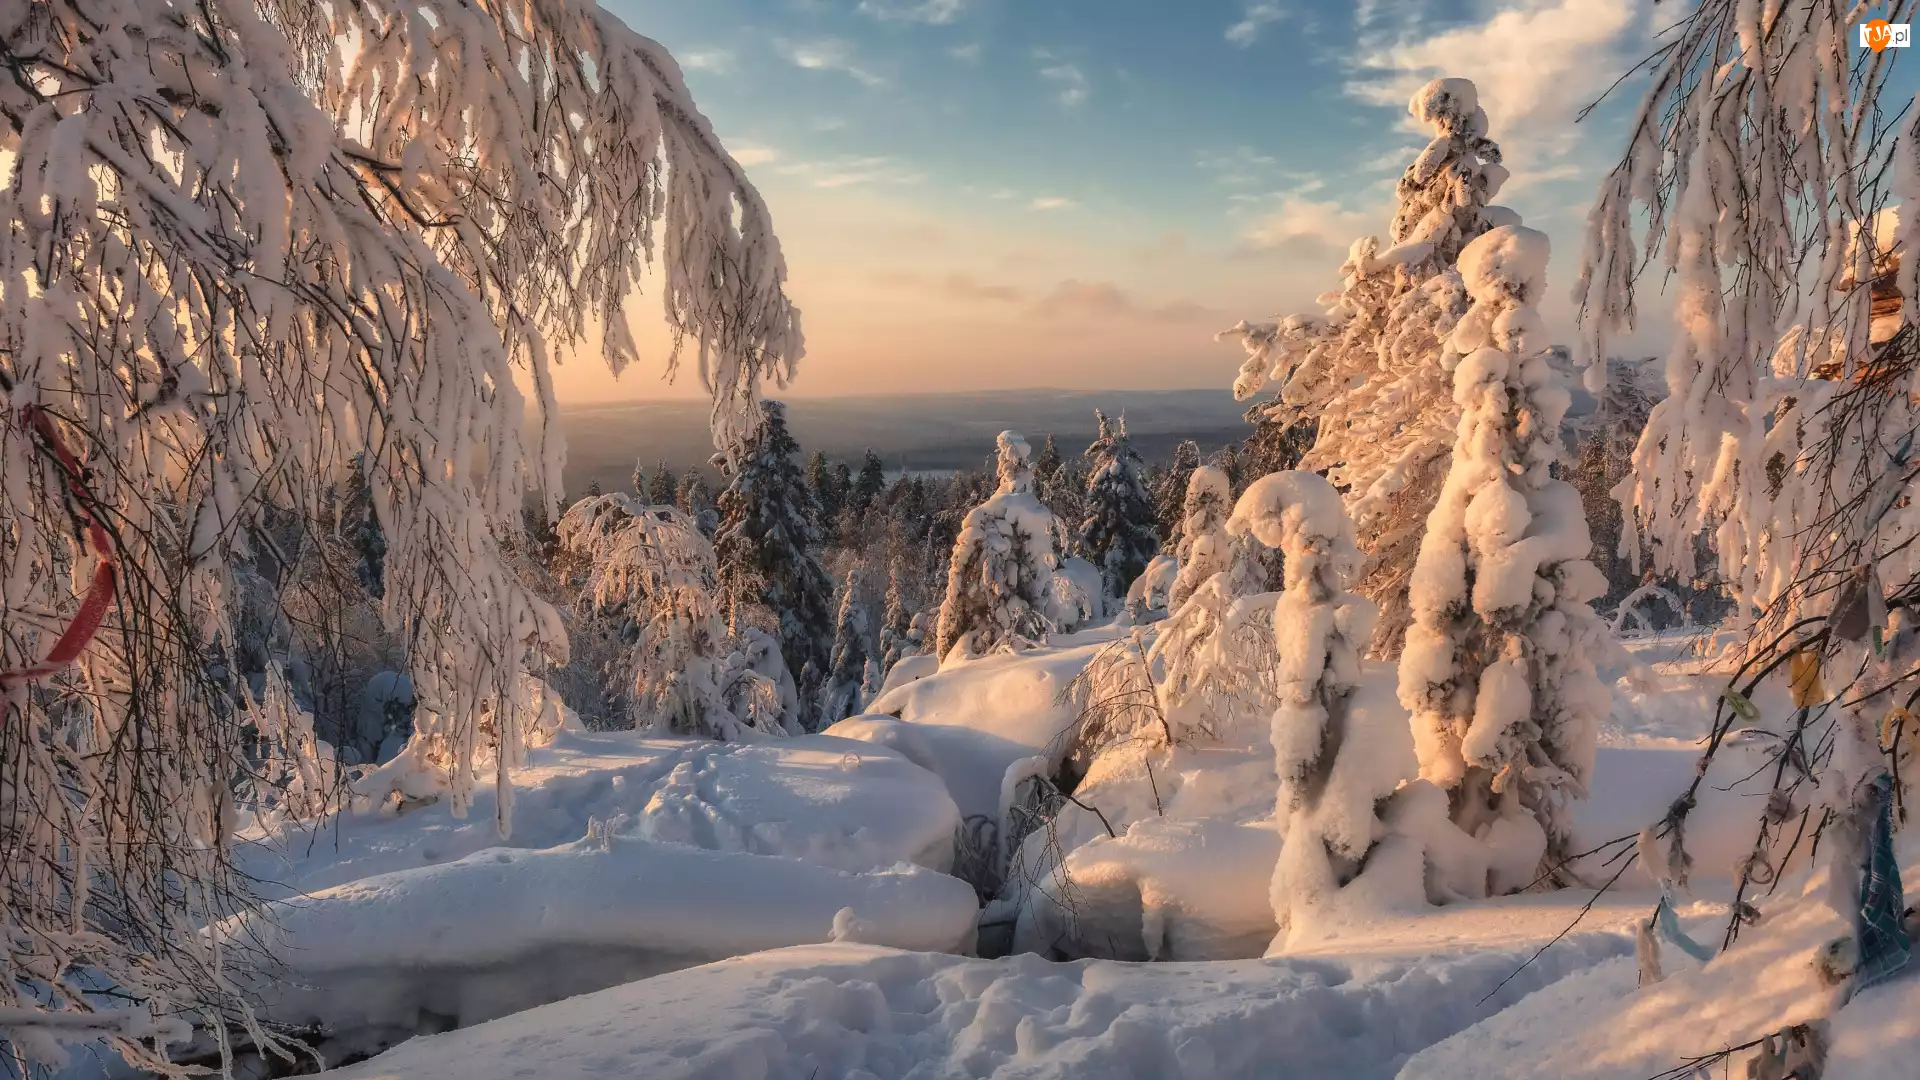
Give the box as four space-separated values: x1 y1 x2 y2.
0 0 798 1058
1220 76 1508 655
935 432 1058 662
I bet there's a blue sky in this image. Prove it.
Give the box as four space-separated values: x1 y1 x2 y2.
568 0 1661 402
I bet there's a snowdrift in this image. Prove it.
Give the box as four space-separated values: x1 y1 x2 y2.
322 933 1633 1080
235 841 978 1038
239 729 963 895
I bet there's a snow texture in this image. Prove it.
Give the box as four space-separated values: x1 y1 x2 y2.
1398 224 1609 886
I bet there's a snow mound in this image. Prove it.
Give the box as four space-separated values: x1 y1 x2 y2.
239 730 961 894
1456 224 1550 303
239 840 978 1040
1401 841 1920 1080
325 932 1633 1080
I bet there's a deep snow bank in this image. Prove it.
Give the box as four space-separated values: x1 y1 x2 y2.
325 932 1633 1080
239 730 961 895
1400 839 1920 1080
236 841 978 1037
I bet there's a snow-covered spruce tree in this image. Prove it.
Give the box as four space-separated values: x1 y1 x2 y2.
557 494 795 739
935 432 1058 661
0 0 797 1059
853 450 888 517
676 470 718 536
879 565 920 673
715 401 834 727
1168 465 1236 610
820 571 877 724
1230 473 1415 949
1397 226 1610 891
1156 440 1203 545
1224 77 1508 657
648 462 679 507
1080 410 1161 599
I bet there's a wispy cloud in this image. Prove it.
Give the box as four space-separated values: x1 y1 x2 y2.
780 38 886 88
949 42 984 63
882 271 1026 304
1030 196 1077 211
1030 280 1216 324
1195 146 1286 188
680 50 736 74
1226 3 1287 47
729 143 781 167
857 0 968 25
1036 54 1090 107
1232 188 1379 262
775 155 924 188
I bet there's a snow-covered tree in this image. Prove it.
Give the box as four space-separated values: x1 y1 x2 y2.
677 470 717 535
1230 473 1413 950
1224 77 1508 657
853 450 888 516
1169 466 1236 610
1397 226 1610 890
820 571 877 724
880 565 922 673
936 432 1057 661
558 494 797 739
807 450 844 525
715 401 835 725
1080 411 1161 599
648 462 679 507
0 0 797 1056
1156 440 1203 545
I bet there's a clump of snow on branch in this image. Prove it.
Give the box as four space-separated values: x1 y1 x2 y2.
0 0 799 1058
1221 76 1508 655
936 432 1058 662
1398 225 1610 889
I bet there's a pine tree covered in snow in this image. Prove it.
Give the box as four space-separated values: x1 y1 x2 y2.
649 462 679 507
880 565 922 673
0 0 798 1058
853 450 888 517
1229 473 1414 950
677 470 717 535
1080 411 1161 599
936 432 1058 661
1397 226 1610 889
1169 465 1236 610
558 494 798 739
1156 440 1204 545
715 401 835 727
820 571 876 724
1224 77 1508 657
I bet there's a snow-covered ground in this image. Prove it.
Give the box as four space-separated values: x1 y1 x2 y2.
184 625 1909 1080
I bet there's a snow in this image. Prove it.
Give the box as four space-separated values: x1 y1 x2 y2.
323 932 1634 1080
1401 839 1920 1080
232 841 978 1037
239 729 963 895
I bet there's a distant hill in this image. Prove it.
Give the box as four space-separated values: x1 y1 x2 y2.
561 388 1253 497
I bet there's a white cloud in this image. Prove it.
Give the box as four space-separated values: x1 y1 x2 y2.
780 39 887 88
1226 3 1287 48
949 42 983 63
1234 189 1379 261
1038 61 1090 107
680 50 735 74
1196 146 1284 188
1030 196 1077 211
775 156 925 189
857 0 968 25
729 143 781 168
1346 0 1645 165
